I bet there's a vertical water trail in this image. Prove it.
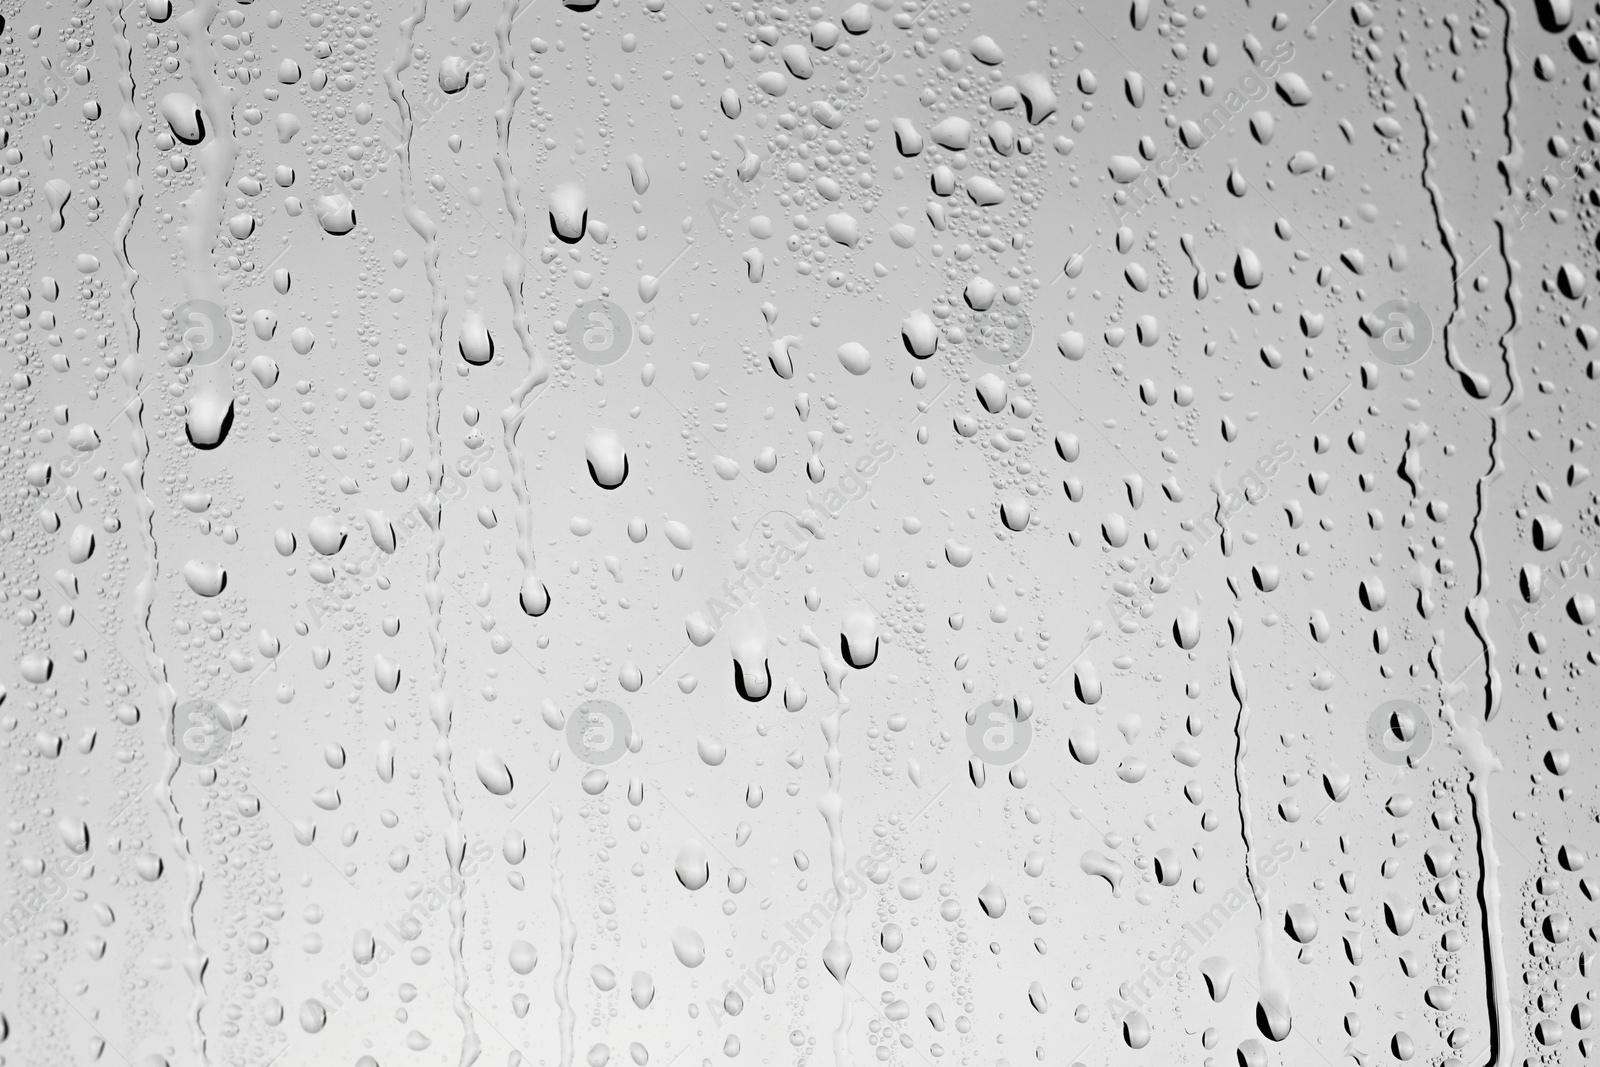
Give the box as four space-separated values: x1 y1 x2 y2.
1414 33 1516 722
1428 637 1514 1067
383 7 478 1067
175 0 240 445
1414 91 1504 718
551 806 576 1067
104 0 206 1059
1401 56 1516 1067
104 0 142 330
1208 477 1233 559
799 626 853 1067
173 0 237 294
491 0 553 618
1414 90 1502 716
1411 93 1488 393
1472 0 1523 724
130 361 208 1067
1226 611 1290 1042
129 0 219 1056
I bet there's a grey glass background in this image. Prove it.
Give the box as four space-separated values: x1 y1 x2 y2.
1 1 1595 1066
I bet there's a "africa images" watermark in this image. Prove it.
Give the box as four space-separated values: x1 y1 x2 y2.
298 838 495 1032
1 842 96 945
705 834 890 1029
1110 41 1297 225
1103 836 1296 1019
688 439 895 640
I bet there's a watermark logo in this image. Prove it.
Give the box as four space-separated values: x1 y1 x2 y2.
567 299 633 365
53 447 94 480
1365 698 1432 765
1507 538 1594 634
695 510 813 639
1507 142 1598 231
293 839 495 1039
1104 838 1296 1019
966 697 1032 765
969 307 1032 366
707 835 889 1029
691 441 895 640
169 299 234 367
704 169 769 234
1 843 96 944
838 39 893 107
41 32 98 106
171 698 233 765
1364 299 1432 367
567 699 631 765
43 439 101 505
1110 43 1296 226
